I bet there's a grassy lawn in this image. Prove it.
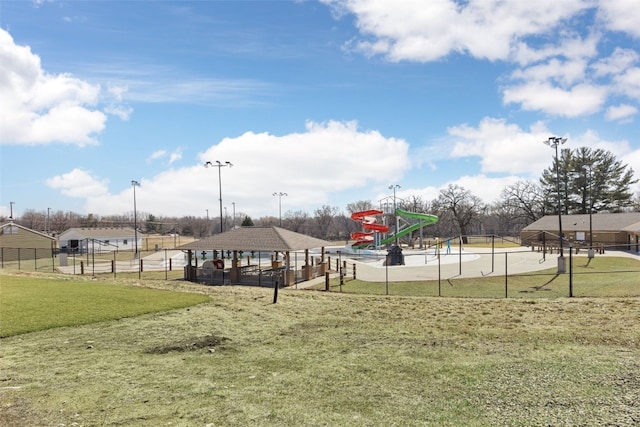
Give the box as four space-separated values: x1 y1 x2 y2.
1 271 639 425
321 256 640 298
0 273 210 337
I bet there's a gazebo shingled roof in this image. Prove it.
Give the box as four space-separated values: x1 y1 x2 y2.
175 226 331 252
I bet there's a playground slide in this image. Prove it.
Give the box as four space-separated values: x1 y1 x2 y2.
351 208 438 248
395 208 439 224
351 210 389 246
379 209 438 246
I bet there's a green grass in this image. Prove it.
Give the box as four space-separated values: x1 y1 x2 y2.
320 256 640 298
0 275 638 426
0 273 210 337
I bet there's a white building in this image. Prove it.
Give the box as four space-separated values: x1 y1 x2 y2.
58 227 143 254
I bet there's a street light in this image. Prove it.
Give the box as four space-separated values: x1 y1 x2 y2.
543 136 567 273
273 192 287 227
389 184 401 245
131 180 140 258
584 164 594 258
204 161 233 234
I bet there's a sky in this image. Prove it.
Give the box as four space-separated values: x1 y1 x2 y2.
1 0 639 222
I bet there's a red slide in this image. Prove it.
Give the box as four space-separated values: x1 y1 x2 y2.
351 210 389 247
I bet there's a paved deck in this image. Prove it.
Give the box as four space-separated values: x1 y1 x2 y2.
302 246 640 286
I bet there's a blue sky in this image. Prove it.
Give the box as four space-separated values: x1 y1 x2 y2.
1 0 639 221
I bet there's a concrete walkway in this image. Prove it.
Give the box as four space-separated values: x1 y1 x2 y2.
312 246 640 284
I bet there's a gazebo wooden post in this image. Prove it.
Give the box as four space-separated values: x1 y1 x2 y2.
285 251 292 286
320 247 327 275
230 250 240 284
304 249 312 281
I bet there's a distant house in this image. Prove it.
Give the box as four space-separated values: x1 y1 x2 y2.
521 212 640 251
0 221 58 262
58 227 143 254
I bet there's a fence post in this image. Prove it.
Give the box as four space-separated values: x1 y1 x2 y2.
80 261 85 275
504 252 508 298
569 247 573 297
352 263 356 279
325 272 330 291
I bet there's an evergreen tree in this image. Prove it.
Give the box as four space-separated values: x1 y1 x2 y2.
540 147 637 214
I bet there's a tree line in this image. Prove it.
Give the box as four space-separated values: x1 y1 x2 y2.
6 147 640 242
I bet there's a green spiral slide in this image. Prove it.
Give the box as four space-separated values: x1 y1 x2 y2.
379 208 438 246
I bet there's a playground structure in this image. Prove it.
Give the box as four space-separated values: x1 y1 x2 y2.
351 209 438 249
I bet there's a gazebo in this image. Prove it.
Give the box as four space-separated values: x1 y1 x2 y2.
176 226 332 286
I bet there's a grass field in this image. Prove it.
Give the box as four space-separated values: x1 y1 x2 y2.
320 256 640 298
0 273 211 337
1 271 639 426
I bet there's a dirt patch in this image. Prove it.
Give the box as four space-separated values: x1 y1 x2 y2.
146 334 230 354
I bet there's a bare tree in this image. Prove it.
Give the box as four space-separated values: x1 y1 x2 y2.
285 210 310 233
496 180 545 225
433 184 484 243
314 205 339 239
19 209 45 231
346 200 374 215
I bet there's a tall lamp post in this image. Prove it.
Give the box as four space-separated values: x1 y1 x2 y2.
204 161 233 234
584 164 595 258
273 192 287 227
389 184 401 245
232 202 236 229
543 136 567 273
131 180 140 258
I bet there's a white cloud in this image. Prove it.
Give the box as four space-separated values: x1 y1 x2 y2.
449 174 522 203
48 120 411 217
45 169 110 199
503 81 607 117
598 0 640 38
448 117 553 176
605 104 638 121
168 148 182 164
322 0 591 62
146 148 183 165
612 67 640 101
592 47 639 76
148 150 167 162
511 33 600 66
0 29 107 146
510 58 588 87
324 1 639 119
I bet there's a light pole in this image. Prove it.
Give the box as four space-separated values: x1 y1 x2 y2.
389 184 400 245
273 192 287 227
9 201 14 220
543 136 567 273
232 202 236 229
584 164 594 258
204 161 233 234
131 180 140 258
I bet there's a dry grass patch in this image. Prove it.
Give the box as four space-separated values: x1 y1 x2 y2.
1 279 639 426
